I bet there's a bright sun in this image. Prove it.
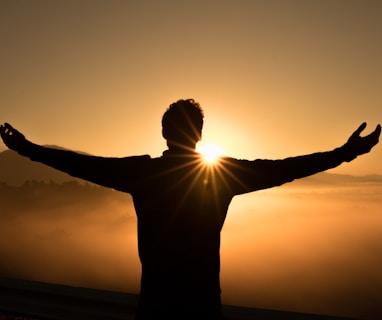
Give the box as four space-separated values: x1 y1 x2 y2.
196 142 224 164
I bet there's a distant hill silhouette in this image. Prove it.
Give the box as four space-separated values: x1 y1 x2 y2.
290 171 382 186
1 147 382 186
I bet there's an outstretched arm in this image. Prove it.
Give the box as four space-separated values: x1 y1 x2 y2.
278 122 381 179
274 122 380 182
225 122 380 194
0 123 147 191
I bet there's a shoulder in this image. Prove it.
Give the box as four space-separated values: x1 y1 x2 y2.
120 154 151 161
117 154 152 166
218 156 276 176
219 156 253 167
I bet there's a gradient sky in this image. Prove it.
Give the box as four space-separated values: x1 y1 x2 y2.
1 0 381 175
1 2 382 318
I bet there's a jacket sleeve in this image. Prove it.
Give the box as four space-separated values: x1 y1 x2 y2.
16 141 149 192
221 146 355 195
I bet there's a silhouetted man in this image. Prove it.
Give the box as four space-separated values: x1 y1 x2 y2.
1 99 380 320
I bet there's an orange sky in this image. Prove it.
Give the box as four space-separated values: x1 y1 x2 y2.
1 3 382 318
1 0 381 174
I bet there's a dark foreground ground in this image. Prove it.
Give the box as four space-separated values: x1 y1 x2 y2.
0 277 357 320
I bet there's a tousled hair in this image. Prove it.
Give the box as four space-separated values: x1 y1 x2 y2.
162 99 204 146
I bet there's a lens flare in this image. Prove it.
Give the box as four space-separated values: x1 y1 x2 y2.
197 142 224 164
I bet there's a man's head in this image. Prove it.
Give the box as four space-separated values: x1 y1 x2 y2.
162 99 204 150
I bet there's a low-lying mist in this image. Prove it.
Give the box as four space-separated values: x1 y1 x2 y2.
1 179 381 319
0 182 140 292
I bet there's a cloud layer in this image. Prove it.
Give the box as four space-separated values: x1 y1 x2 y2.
1 179 381 319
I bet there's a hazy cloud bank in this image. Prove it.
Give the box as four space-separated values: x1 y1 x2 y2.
0 179 381 319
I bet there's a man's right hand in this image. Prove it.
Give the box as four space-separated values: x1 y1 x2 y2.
0 123 27 152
